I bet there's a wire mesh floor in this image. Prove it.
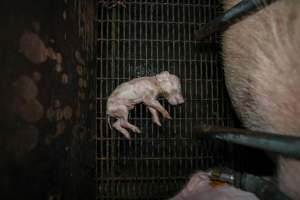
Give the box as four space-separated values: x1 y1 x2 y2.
97 0 236 199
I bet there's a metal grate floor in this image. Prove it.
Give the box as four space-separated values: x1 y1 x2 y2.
96 1 236 199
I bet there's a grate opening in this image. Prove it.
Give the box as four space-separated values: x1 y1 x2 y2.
96 1 237 199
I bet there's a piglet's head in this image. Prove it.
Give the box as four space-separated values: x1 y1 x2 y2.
156 71 185 105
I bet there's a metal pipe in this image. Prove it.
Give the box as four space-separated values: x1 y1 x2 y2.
195 126 300 159
194 0 278 40
208 168 292 200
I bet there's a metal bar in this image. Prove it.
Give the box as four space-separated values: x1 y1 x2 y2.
208 168 292 200
195 126 300 158
194 0 278 40
240 173 291 200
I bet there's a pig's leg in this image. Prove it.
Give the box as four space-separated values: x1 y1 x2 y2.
112 119 131 139
148 107 161 126
110 105 141 134
144 97 171 119
120 119 141 133
109 105 138 138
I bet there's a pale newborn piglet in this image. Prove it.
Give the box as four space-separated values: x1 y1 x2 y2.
106 71 184 139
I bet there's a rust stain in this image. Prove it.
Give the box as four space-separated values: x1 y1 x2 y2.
47 47 56 60
76 64 83 76
62 73 69 84
19 31 65 73
78 78 84 88
55 121 65 136
74 0 95 60
13 75 38 100
54 52 64 72
210 180 227 188
47 101 73 122
14 99 44 122
12 75 44 122
19 31 48 64
55 52 63 64
54 110 64 121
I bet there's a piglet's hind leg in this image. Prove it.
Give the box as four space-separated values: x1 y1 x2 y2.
120 119 141 133
113 119 131 139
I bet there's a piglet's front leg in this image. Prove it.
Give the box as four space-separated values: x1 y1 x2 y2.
148 107 162 126
144 97 171 120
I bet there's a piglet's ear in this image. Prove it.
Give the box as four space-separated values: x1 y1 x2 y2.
156 71 170 82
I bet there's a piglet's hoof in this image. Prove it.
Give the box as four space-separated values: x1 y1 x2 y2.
163 112 172 120
131 126 141 133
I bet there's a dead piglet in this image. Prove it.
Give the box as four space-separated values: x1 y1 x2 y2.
106 71 184 139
